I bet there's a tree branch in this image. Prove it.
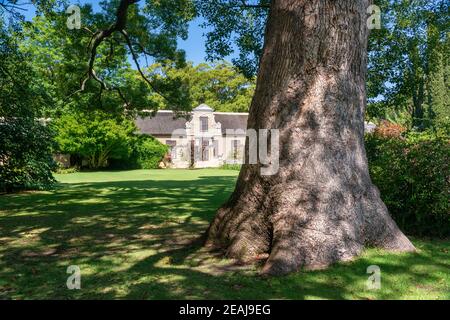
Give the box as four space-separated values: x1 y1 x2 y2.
77 0 179 108
79 0 139 91
120 29 174 104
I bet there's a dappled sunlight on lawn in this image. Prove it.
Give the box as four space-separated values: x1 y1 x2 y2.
0 169 448 299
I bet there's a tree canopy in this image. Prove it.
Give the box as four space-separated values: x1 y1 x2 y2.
146 61 255 112
2 0 447 129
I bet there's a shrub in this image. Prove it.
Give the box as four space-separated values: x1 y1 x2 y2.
0 119 57 193
373 120 407 138
55 166 79 174
108 134 168 170
366 131 449 237
220 163 242 171
134 135 169 169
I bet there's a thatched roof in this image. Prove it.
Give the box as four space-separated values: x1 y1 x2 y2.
135 111 191 136
135 110 249 136
214 113 248 134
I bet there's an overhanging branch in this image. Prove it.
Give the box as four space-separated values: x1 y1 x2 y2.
77 0 178 108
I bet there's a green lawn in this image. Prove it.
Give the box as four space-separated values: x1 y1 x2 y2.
0 169 448 299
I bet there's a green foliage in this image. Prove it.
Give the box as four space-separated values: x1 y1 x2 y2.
219 163 242 171
425 33 450 130
0 119 57 193
53 110 168 170
133 135 169 169
196 0 269 77
109 134 168 170
55 166 79 175
88 0 196 113
20 8 134 117
147 61 255 112
0 19 56 193
18 3 196 117
1 170 449 299
367 0 449 129
366 132 450 237
52 111 136 169
0 21 49 118
198 0 449 130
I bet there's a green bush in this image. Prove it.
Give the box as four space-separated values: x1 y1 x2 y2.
0 119 56 193
366 132 449 237
134 135 169 169
220 163 242 171
55 166 79 174
108 134 168 170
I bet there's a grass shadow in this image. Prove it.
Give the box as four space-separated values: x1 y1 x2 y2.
0 170 448 299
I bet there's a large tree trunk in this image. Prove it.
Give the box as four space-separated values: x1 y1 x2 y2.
206 0 415 275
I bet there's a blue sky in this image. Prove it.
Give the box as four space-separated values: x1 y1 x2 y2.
21 0 235 65
178 17 214 65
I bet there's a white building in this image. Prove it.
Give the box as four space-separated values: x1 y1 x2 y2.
135 103 377 168
135 104 248 168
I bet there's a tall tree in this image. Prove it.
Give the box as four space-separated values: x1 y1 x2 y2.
205 0 415 275
367 0 449 129
424 13 450 130
0 13 56 192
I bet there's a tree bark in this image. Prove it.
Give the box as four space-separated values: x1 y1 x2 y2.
206 0 415 275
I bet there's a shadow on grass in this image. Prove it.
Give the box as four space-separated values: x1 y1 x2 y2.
0 173 448 299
